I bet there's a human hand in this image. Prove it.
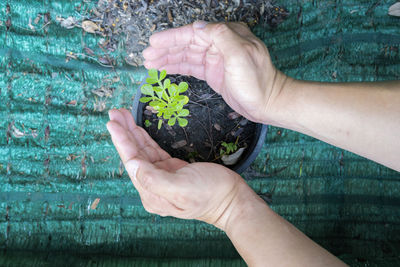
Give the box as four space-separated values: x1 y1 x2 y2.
106 108 247 229
142 21 290 124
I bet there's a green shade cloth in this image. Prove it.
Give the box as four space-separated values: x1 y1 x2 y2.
0 0 399 266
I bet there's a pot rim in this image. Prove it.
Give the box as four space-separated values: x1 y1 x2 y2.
131 75 267 174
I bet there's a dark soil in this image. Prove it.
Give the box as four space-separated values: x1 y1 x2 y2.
141 75 257 166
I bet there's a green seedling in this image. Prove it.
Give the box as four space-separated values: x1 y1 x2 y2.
220 141 238 156
140 69 190 129
144 119 152 128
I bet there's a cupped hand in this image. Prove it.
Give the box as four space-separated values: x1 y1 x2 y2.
142 21 288 123
106 108 245 229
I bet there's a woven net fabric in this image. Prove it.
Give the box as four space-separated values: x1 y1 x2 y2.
1 0 400 266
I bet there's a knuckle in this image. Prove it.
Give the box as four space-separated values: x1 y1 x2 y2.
252 40 266 53
213 23 231 35
243 41 258 53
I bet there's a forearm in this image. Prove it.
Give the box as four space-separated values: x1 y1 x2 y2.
269 78 400 171
215 181 346 267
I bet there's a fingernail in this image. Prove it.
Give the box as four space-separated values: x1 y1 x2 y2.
108 109 113 120
193 20 208 29
126 160 139 182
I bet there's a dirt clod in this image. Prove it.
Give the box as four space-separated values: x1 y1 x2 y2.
213 123 222 131
228 112 240 120
171 140 187 149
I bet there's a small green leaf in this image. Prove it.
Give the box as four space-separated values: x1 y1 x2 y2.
139 97 152 103
149 100 164 109
175 95 185 101
153 86 163 93
155 91 163 99
146 77 158 84
148 69 158 79
168 117 176 126
175 103 183 111
159 70 167 81
169 83 178 96
178 82 188 93
141 84 154 96
144 120 152 127
178 109 189 116
158 119 163 129
182 95 189 105
163 78 171 89
162 91 169 101
177 118 188 127
164 110 173 119
169 102 177 108
150 86 162 99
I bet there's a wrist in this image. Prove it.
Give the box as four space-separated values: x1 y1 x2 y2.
263 72 302 129
213 179 270 233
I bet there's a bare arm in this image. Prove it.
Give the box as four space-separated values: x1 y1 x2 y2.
216 180 346 267
119 21 400 267
107 109 347 267
269 79 400 171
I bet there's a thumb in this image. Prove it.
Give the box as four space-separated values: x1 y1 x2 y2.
125 159 178 198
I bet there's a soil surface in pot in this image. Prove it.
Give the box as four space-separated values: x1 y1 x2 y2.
142 75 257 166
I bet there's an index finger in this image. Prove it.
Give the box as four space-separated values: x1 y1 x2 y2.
149 24 195 48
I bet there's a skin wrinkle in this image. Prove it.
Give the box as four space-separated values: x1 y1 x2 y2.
208 177 239 228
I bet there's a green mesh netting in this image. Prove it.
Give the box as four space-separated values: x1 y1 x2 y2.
1 0 400 266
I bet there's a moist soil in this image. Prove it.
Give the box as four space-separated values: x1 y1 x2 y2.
141 75 257 166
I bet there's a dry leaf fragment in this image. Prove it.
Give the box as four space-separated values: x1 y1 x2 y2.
34 14 42 24
82 20 99 33
171 140 187 149
389 3 400 17
60 17 77 29
222 147 245 166
45 125 50 142
167 9 173 23
84 46 95 56
90 198 100 210
146 105 158 114
31 129 38 139
11 124 25 138
239 119 248 126
213 123 222 131
91 86 114 98
81 156 87 176
28 18 35 31
228 112 240 120
98 56 112 65
66 100 77 106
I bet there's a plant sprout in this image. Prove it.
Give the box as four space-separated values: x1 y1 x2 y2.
220 141 239 156
144 119 152 127
140 69 190 129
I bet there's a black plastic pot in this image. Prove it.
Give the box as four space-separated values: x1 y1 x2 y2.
131 76 267 174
